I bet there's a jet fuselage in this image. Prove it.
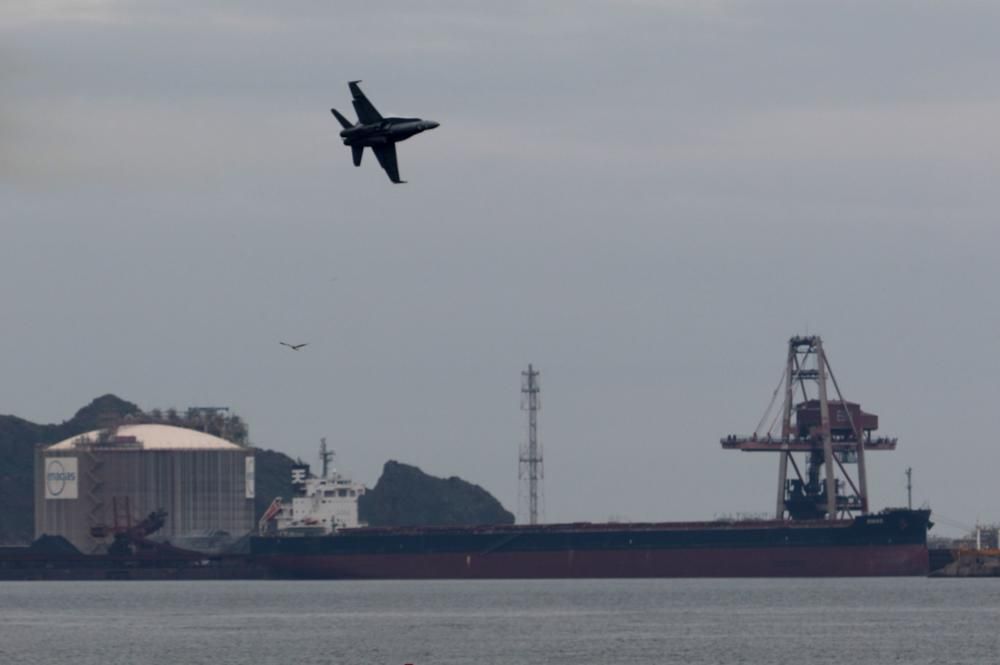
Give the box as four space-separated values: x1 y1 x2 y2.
340 118 439 147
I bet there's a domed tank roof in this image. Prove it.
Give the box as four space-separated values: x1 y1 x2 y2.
47 423 243 451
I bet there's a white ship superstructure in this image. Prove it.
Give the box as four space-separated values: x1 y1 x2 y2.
259 439 366 535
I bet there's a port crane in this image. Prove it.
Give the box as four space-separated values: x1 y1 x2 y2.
721 336 897 520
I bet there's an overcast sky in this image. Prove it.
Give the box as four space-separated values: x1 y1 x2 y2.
3 1 999 535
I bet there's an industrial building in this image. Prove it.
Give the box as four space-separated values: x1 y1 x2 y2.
35 424 254 553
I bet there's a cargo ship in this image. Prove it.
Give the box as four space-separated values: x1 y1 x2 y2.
252 509 931 579
252 336 933 579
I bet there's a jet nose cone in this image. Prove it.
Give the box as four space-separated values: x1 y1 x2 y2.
427 121 440 130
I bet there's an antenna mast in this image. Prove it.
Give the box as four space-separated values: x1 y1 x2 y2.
319 437 334 479
519 364 543 525
906 467 912 510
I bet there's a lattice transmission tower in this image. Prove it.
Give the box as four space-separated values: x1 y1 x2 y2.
519 364 544 524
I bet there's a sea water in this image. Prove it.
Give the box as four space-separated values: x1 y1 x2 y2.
1 578 997 664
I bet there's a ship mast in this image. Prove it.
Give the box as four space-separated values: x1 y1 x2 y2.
906 467 913 510
519 364 543 525
319 437 334 479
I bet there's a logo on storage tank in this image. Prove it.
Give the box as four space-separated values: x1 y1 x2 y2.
45 457 79 499
245 457 255 499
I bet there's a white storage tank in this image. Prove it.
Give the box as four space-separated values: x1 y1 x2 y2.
35 424 254 552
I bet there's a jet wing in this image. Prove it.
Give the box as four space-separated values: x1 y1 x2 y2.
349 81 383 125
371 143 403 183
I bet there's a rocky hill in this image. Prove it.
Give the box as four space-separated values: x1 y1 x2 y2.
359 460 515 526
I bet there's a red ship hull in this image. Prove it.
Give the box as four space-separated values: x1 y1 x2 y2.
263 544 929 579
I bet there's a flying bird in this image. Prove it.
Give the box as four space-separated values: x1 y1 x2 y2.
279 342 308 351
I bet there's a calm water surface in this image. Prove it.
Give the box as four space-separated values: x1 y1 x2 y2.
1 579 998 665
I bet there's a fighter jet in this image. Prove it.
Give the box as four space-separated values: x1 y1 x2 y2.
331 81 439 184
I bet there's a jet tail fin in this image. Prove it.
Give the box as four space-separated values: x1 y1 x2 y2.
331 108 353 129
351 145 363 167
